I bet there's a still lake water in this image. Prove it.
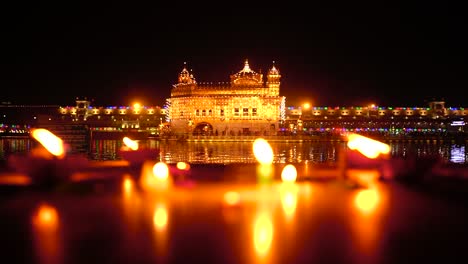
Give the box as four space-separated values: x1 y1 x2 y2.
1 137 467 165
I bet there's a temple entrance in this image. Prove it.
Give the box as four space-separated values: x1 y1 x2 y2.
193 122 213 136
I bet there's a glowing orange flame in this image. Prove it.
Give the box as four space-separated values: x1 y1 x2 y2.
153 162 169 180
123 137 139 150
281 164 297 183
176 161 190 170
140 161 172 192
32 203 59 230
347 133 390 159
253 138 274 165
31 128 65 158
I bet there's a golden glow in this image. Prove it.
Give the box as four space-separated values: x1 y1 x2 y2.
347 169 380 188
253 213 273 257
256 164 274 182
122 136 139 151
303 103 311 109
280 184 298 219
0 174 32 185
281 164 297 183
176 161 190 170
347 133 390 159
32 203 61 264
32 204 59 230
140 161 173 192
133 103 141 109
253 138 274 165
152 162 169 180
31 128 65 158
224 191 241 206
355 189 379 213
153 205 168 231
122 175 134 196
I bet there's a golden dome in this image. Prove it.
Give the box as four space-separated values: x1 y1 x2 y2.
178 62 196 85
230 59 263 85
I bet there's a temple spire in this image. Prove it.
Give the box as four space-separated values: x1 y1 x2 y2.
242 59 252 72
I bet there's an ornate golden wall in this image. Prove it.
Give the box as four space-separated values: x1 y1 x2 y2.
168 60 285 135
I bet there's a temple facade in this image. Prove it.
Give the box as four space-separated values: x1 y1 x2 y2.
167 60 286 136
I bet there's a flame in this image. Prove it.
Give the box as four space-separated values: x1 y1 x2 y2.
32 203 59 230
176 161 190 170
140 161 172 192
347 133 390 159
281 164 297 183
253 138 274 165
31 128 65 158
153 162 169 180
123 137 139 151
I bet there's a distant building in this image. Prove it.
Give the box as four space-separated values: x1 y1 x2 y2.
168 60 286 136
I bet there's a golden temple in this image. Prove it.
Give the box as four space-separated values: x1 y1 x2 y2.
168 60 285 136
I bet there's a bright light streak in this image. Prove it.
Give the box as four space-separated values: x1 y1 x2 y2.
31 128 65 158
281 164 297 183
347 133 390 159
253 138 274 165
123 137 139 151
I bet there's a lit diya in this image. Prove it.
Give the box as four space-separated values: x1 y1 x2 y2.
118 136 160 168
7 128 88 189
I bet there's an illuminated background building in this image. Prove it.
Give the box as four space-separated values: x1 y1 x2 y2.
167 60 285 136
0 59 466 140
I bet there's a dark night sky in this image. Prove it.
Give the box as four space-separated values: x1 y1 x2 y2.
2 2 467 107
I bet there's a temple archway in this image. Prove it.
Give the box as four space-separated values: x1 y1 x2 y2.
193 122 213 135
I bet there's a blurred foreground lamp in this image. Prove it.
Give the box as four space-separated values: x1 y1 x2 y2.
31 128 66 159
253 138 274 183
347 133 390 159
253 138 274 165
119 136 159 168
122 136 139 151
281 164 297 183
7 128 88 188
345 133 391 185
139 161 173 191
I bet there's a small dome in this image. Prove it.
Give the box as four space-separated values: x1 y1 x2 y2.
268 61 280 75
230 59 263 85
178 62 196 84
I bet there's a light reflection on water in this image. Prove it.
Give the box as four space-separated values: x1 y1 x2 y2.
0 138 467 164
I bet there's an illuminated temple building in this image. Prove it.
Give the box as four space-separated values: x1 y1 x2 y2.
168 60 285 135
